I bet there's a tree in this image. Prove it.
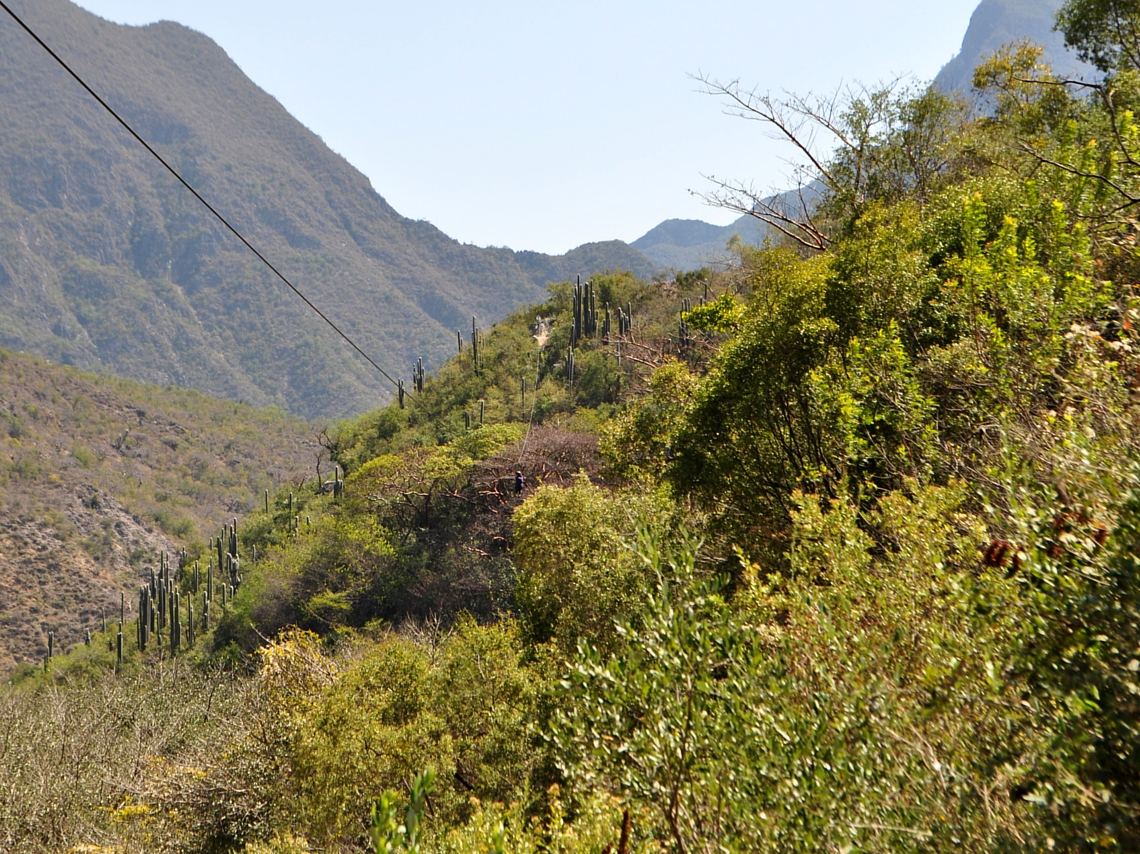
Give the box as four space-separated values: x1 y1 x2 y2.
1057 0 1140 73
693 76 968 250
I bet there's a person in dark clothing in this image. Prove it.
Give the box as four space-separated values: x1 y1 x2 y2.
514 471 526 495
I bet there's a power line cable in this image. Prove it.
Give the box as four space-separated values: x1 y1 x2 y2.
0 0 413 401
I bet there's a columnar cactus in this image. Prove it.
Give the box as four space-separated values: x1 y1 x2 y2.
471 316 478 372
572 277 581 346
137 585 149 651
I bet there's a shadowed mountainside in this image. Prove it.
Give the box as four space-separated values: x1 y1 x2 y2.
0 0 655 420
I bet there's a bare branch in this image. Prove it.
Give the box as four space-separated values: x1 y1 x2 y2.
692 73 839 190
1016 141 1140 205
700 175 829 251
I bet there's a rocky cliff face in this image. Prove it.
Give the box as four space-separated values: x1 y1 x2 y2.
934 0 1096 93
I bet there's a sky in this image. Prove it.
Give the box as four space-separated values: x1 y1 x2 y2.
71 0 985 255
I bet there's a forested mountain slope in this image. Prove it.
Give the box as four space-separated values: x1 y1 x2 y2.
0 347 314 672
0 0 655 420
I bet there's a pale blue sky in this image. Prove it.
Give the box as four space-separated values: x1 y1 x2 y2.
73 1 985 254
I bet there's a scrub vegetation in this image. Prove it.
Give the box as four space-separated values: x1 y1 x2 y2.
8 4 1140 852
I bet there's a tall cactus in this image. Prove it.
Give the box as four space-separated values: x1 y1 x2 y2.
137 585 150 652
678 298 693 351
572 277 579 346
471 316 479 374
171 590 181 654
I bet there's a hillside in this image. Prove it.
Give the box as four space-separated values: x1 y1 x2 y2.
0 0 655 421
0 347 315 672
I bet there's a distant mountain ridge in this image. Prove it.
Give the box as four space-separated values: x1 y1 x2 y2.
0 0 655 419
631 215 768 270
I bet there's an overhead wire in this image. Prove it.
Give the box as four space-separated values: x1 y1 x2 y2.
0 0 416 404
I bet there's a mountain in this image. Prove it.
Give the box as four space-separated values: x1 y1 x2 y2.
632 183 826 270
0 0 655 420
0 346 316 672
934 0 1096 93
632 215 769 270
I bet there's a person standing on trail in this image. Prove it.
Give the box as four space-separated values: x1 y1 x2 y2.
514 471 526 495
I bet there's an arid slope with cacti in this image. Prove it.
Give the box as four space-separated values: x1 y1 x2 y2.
0 347 315 673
